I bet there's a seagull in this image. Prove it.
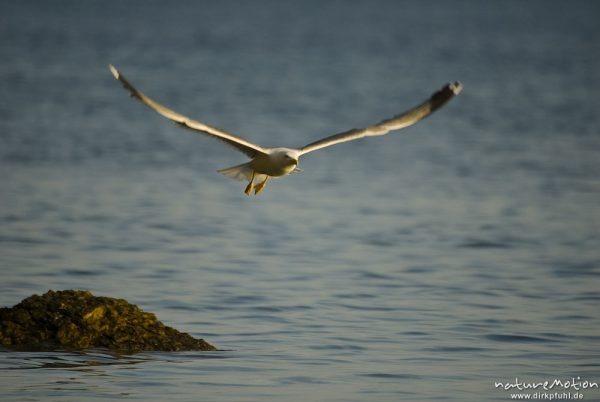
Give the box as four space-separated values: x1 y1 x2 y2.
109 65 462 195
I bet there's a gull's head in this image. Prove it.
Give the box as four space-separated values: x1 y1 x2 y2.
272 148 299 167
283 152 299 166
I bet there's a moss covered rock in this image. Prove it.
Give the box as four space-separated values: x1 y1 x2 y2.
0 290 216 352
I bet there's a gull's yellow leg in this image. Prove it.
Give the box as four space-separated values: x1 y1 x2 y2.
244 171 255 196
254 176 270 195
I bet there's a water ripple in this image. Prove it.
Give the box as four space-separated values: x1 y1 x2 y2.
484 334 560 344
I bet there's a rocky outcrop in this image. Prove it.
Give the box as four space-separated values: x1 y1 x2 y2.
0 290 216 352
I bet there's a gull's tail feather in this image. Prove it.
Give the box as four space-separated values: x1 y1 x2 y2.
217 162 253 181
217 163 267 183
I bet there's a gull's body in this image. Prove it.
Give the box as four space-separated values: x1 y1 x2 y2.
109 65 462 195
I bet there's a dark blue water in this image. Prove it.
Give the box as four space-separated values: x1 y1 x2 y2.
1 1 599 401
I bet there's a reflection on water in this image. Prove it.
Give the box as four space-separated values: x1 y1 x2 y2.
1 0 600 401
4 350 150 370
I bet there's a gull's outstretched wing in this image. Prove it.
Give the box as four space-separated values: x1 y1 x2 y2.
298 82 462 155
109 65 268 158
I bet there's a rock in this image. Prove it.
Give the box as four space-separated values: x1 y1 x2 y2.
0 290 216 352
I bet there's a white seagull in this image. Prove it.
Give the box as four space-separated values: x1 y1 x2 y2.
109 65 462 195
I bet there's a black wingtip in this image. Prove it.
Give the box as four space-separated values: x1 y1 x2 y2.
449 81 463 95
429 81 463 112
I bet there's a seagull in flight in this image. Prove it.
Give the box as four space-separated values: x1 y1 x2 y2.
109 65 462 195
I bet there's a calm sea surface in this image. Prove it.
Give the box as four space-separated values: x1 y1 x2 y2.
1 1 599 401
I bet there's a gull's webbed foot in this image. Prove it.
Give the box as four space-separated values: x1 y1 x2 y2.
244 171 255 196
254 176 270 195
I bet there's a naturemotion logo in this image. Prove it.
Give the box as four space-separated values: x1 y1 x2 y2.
494 377 598 400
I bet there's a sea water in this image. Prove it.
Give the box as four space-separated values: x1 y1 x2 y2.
1 1 599 401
